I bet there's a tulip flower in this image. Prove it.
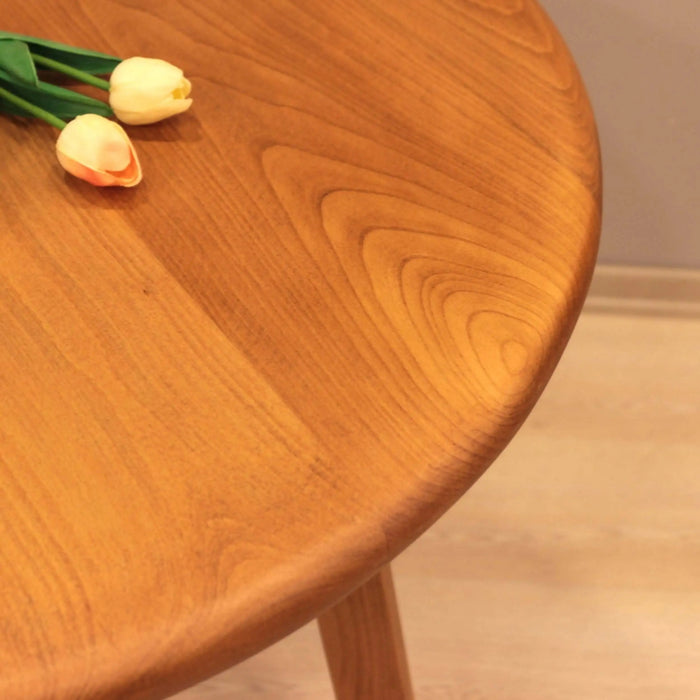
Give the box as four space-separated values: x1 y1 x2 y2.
109 57 192 125
56 113 142 187
0 35 198 188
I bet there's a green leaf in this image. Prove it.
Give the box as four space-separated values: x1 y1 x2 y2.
0 40 38 86
0 72 113 118
0 32 120 75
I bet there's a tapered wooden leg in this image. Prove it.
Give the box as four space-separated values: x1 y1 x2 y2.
318 565 414 700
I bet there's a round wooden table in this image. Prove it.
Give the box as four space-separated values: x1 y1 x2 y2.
1 1 600 698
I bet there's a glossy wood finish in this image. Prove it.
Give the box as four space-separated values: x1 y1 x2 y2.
0 1 600 698
178 295 700 699
319 566 413 699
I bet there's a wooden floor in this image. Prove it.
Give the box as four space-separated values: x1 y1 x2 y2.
176 270 700 699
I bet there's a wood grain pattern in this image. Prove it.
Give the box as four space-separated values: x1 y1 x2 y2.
176 302 700 699
0 1 600 698
318 566 413 699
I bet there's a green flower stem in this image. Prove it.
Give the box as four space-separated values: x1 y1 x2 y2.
0 83 67 129
31 53 111 91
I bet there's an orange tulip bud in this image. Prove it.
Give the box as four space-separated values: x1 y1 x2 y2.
55 114 142 187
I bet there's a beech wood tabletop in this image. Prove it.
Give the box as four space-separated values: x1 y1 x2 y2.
1 1 600 698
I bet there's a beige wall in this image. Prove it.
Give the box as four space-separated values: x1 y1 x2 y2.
539 0 700 268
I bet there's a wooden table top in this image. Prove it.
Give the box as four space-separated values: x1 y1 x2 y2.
1 1 600 698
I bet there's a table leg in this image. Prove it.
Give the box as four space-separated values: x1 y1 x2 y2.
317 565 414 699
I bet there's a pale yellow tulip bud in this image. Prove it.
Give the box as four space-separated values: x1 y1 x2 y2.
109 57 193 125
56 114 142 187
